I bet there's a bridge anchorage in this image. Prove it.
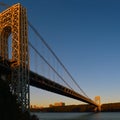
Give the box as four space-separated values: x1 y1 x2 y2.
0 3 101 112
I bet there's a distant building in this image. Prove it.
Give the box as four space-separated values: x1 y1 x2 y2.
49 102 65 107
30 104 44 109
49 104 53 108
54 102 65 106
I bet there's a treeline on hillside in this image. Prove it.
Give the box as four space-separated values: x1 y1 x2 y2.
31 103 120 112
102 103 120 112
31 104 95 112
0 77 39 120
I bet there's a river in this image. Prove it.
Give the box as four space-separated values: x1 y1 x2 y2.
31 112 120 120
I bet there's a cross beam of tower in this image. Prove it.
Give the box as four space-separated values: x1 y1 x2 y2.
0 3 29 111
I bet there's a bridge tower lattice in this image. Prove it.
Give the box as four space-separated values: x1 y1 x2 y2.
0 3 29 111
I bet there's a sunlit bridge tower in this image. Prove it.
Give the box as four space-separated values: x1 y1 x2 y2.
0 3 29 111
94 96 101 112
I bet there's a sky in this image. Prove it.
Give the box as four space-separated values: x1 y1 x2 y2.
1 0 120 107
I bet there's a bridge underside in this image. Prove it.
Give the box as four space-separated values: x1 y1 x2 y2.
0 59 98 108
30 71 98 107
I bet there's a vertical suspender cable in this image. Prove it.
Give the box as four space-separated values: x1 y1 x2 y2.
28 21 89 98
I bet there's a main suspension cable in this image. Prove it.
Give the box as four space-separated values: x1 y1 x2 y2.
28 21 89 98
29 41 73 90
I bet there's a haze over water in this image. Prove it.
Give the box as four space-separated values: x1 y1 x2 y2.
32 112 120 120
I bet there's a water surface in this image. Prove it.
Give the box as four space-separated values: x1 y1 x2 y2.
32 112 120 120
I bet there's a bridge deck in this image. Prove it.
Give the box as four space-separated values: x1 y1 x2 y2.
0 61 98 107
30 71 98 107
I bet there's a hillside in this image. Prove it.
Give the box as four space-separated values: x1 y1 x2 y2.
31 103 120 112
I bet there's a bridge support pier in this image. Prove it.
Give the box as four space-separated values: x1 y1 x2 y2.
94 105 101 112
98 105 101 112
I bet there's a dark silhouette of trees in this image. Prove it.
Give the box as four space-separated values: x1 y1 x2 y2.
31 103 120 112
0 77 39 120
102 103 120 112
32 104 95 112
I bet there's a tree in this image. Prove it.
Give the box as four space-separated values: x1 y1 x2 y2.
0 78 39 120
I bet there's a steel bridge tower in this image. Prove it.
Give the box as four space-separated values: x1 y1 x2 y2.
0 3 29 111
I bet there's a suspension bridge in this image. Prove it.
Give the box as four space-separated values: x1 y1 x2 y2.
0 3 101 112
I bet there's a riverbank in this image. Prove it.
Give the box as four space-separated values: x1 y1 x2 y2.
31 102 120 112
